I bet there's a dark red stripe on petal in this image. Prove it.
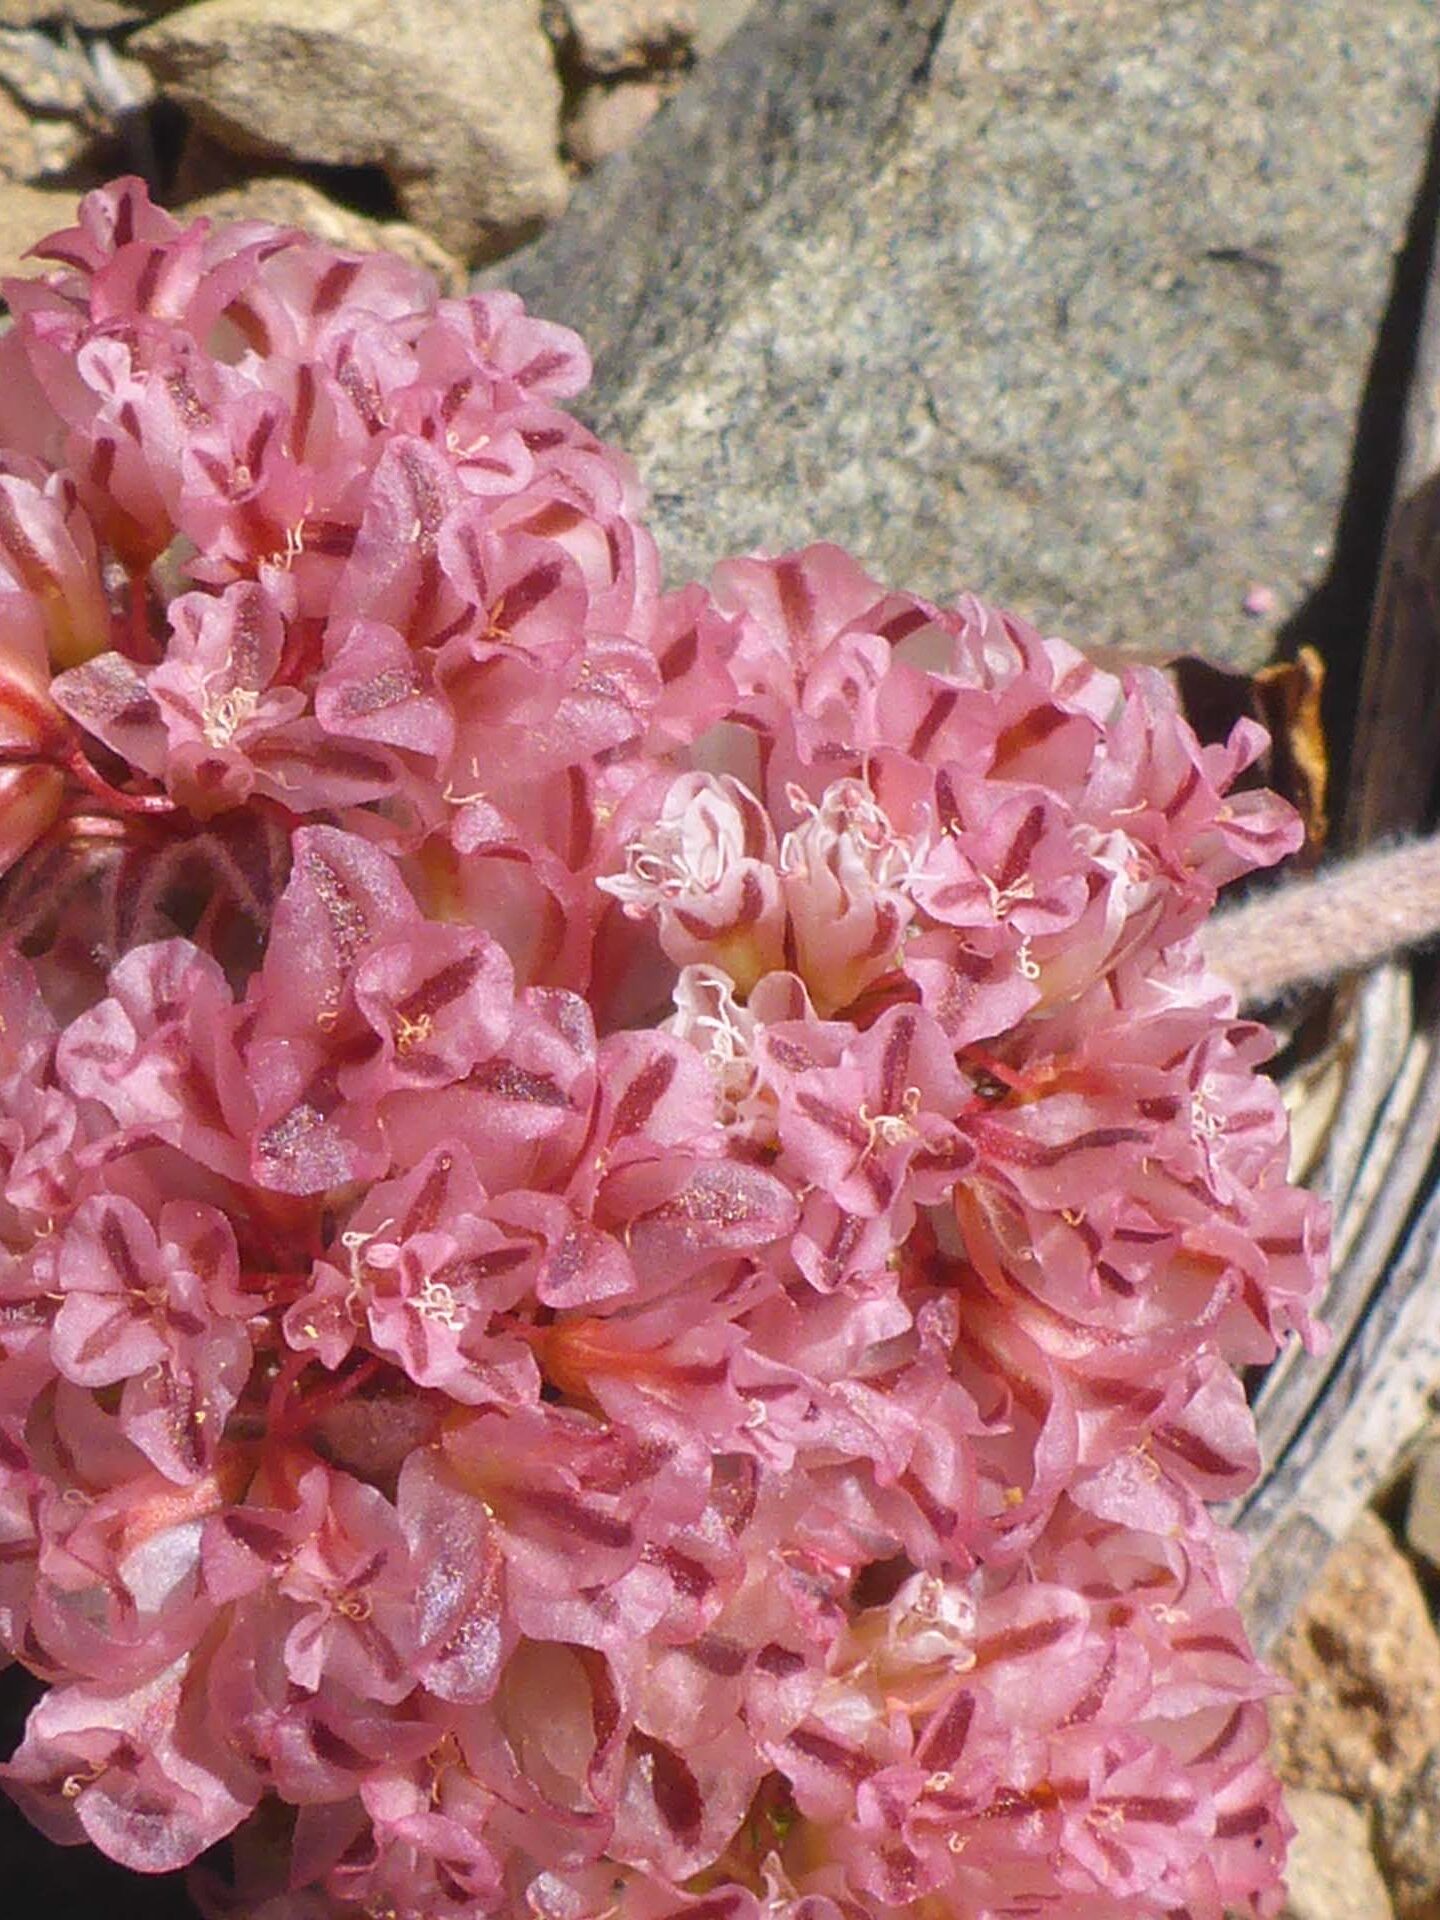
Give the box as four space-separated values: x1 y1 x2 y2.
468 1060 570 1107
786 1726 870 1783
633 1735 704 1844
612 1051 678 1139
911 686 960 761
313 259 362 317
496 560 564 631
516 1488 633 1550
1157 1428 1246 1480
879 1013 916 1112
975 1614 1074 1666
918 1690 977 1771
794 1090 869 1149
998 804 1046 889
1215 1803 1271 1840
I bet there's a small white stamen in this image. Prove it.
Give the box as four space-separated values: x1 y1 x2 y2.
983 871 1035 919
779 778 918 890
201 683 260 749
266 520 307 570
859 1085 923 1151
340 1218 396 1320
1190 1076 1224 1141
413 1276 467 1332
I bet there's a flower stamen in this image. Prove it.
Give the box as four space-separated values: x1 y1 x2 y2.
860 1085 923 1151
983 871 1035 919
413 1276 467 1332
60 1759 106 1799
340 1219 396 1320
393 1009 434 1054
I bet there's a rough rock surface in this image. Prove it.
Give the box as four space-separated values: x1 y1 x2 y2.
0 84 58 181
565 77 667 169
134 0 569 262
0 180 88 282
0 22 151 183
1282 1788 1395 1920
0 104 85 180
184 178 467 296
690 0 756 58
0 1 171 22
0 24 90 115
547 0 694 74
1273 1511 1440 1916
1406 1428 1440 1571
497 0 1440 667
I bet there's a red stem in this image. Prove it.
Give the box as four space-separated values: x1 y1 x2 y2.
294 1354 386 1425
62 743 174 815
269 1350 387 1440
265 1347 312 1437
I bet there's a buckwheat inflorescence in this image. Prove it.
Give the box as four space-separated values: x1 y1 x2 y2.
0 181 1327 1920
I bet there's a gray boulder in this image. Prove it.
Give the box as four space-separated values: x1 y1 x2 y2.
493 0 1440 667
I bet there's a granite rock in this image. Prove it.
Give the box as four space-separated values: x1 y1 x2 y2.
0 20 151 182
1387 1749 1440 1920
1281 1788 1394 1920
0 104 86 179
1273 1511 1440 1916
0 1 173 22
565 77 667 169
134 0 569 262
1405 1429 1440 1571
0 82 49 180
0 180 88 284
0 23 89 114
546 0 694 74
689 0 755 59
497 0 1440 667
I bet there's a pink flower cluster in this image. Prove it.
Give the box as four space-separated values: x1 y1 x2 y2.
0 180 1326 1920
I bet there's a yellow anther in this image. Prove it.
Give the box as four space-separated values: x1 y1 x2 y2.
393 1009 434 1054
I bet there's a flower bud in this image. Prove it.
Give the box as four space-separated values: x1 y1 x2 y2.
600 771 786 991
0 474 110 669
780 777 918 1013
